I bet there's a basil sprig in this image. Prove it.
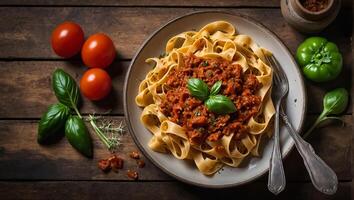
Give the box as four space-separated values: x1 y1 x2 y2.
303 88 348 138
37 68 92 158
187 78 236 115
38 68 122 156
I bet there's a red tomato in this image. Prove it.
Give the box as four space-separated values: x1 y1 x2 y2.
81 33 116 69
51 22 84 58
80 68 112 101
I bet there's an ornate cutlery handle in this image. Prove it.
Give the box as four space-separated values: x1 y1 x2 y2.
268 103 286 195
280 107 338 195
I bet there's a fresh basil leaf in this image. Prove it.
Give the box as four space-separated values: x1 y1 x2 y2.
65 115 93 158
52 69 80 109
187 78 209 101
38 103 70 144
323 88 348 115
205 95 236 114
210 81 222 96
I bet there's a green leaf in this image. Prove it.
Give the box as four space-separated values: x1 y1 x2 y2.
52 69 80 110
65 115 93 158
187 78 209 101
303 87 348 138
205 95 236 115
38 103 70 144
210 81 222 96
323 88 348 115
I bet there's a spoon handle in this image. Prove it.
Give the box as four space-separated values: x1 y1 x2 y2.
280 107 338 195
268 103 286 195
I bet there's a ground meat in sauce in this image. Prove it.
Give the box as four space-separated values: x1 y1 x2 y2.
159 54 262 146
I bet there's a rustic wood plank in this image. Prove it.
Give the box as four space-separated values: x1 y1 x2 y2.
352 32 354 197
0 61 128 118
0 0 280 7
0 61 351 118
0 181 350 200
0 117 170 181
351 32 353 198
0 7 351 60
0 115 351 181
0 0 352 8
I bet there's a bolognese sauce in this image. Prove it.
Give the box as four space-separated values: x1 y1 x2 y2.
160 54 262 145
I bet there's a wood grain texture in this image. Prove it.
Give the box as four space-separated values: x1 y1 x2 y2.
0 117 170 181
0 115 351 181
0 7 351 60
0 181 350 200
0 0 281 7
0 0 352 8
351 30 354 198
0 61 128 118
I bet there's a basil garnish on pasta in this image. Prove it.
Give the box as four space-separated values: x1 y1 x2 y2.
210 81 222 96
205 95 236 114
187 78 209 101
187 78 236 115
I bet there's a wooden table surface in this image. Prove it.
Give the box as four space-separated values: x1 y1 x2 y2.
0 1 352 199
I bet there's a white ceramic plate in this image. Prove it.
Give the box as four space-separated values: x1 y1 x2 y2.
124 11 306 188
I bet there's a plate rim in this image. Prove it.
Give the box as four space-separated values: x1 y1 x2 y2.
123 10 307 188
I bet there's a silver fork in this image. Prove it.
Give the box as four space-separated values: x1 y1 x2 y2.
266 55 287 195
266 55 338 195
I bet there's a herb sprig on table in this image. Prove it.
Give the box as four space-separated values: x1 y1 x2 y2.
37 69 124 157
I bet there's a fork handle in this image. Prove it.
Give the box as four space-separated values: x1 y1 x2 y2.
280 108 338 195
268 103 286 195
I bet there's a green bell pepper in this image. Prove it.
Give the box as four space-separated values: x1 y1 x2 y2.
296 37 342 82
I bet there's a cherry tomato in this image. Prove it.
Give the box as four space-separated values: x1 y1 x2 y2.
51 22 84 58
81 33 116 69
80 68 112 101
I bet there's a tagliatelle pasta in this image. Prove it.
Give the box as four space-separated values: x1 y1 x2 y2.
136 21 275 175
